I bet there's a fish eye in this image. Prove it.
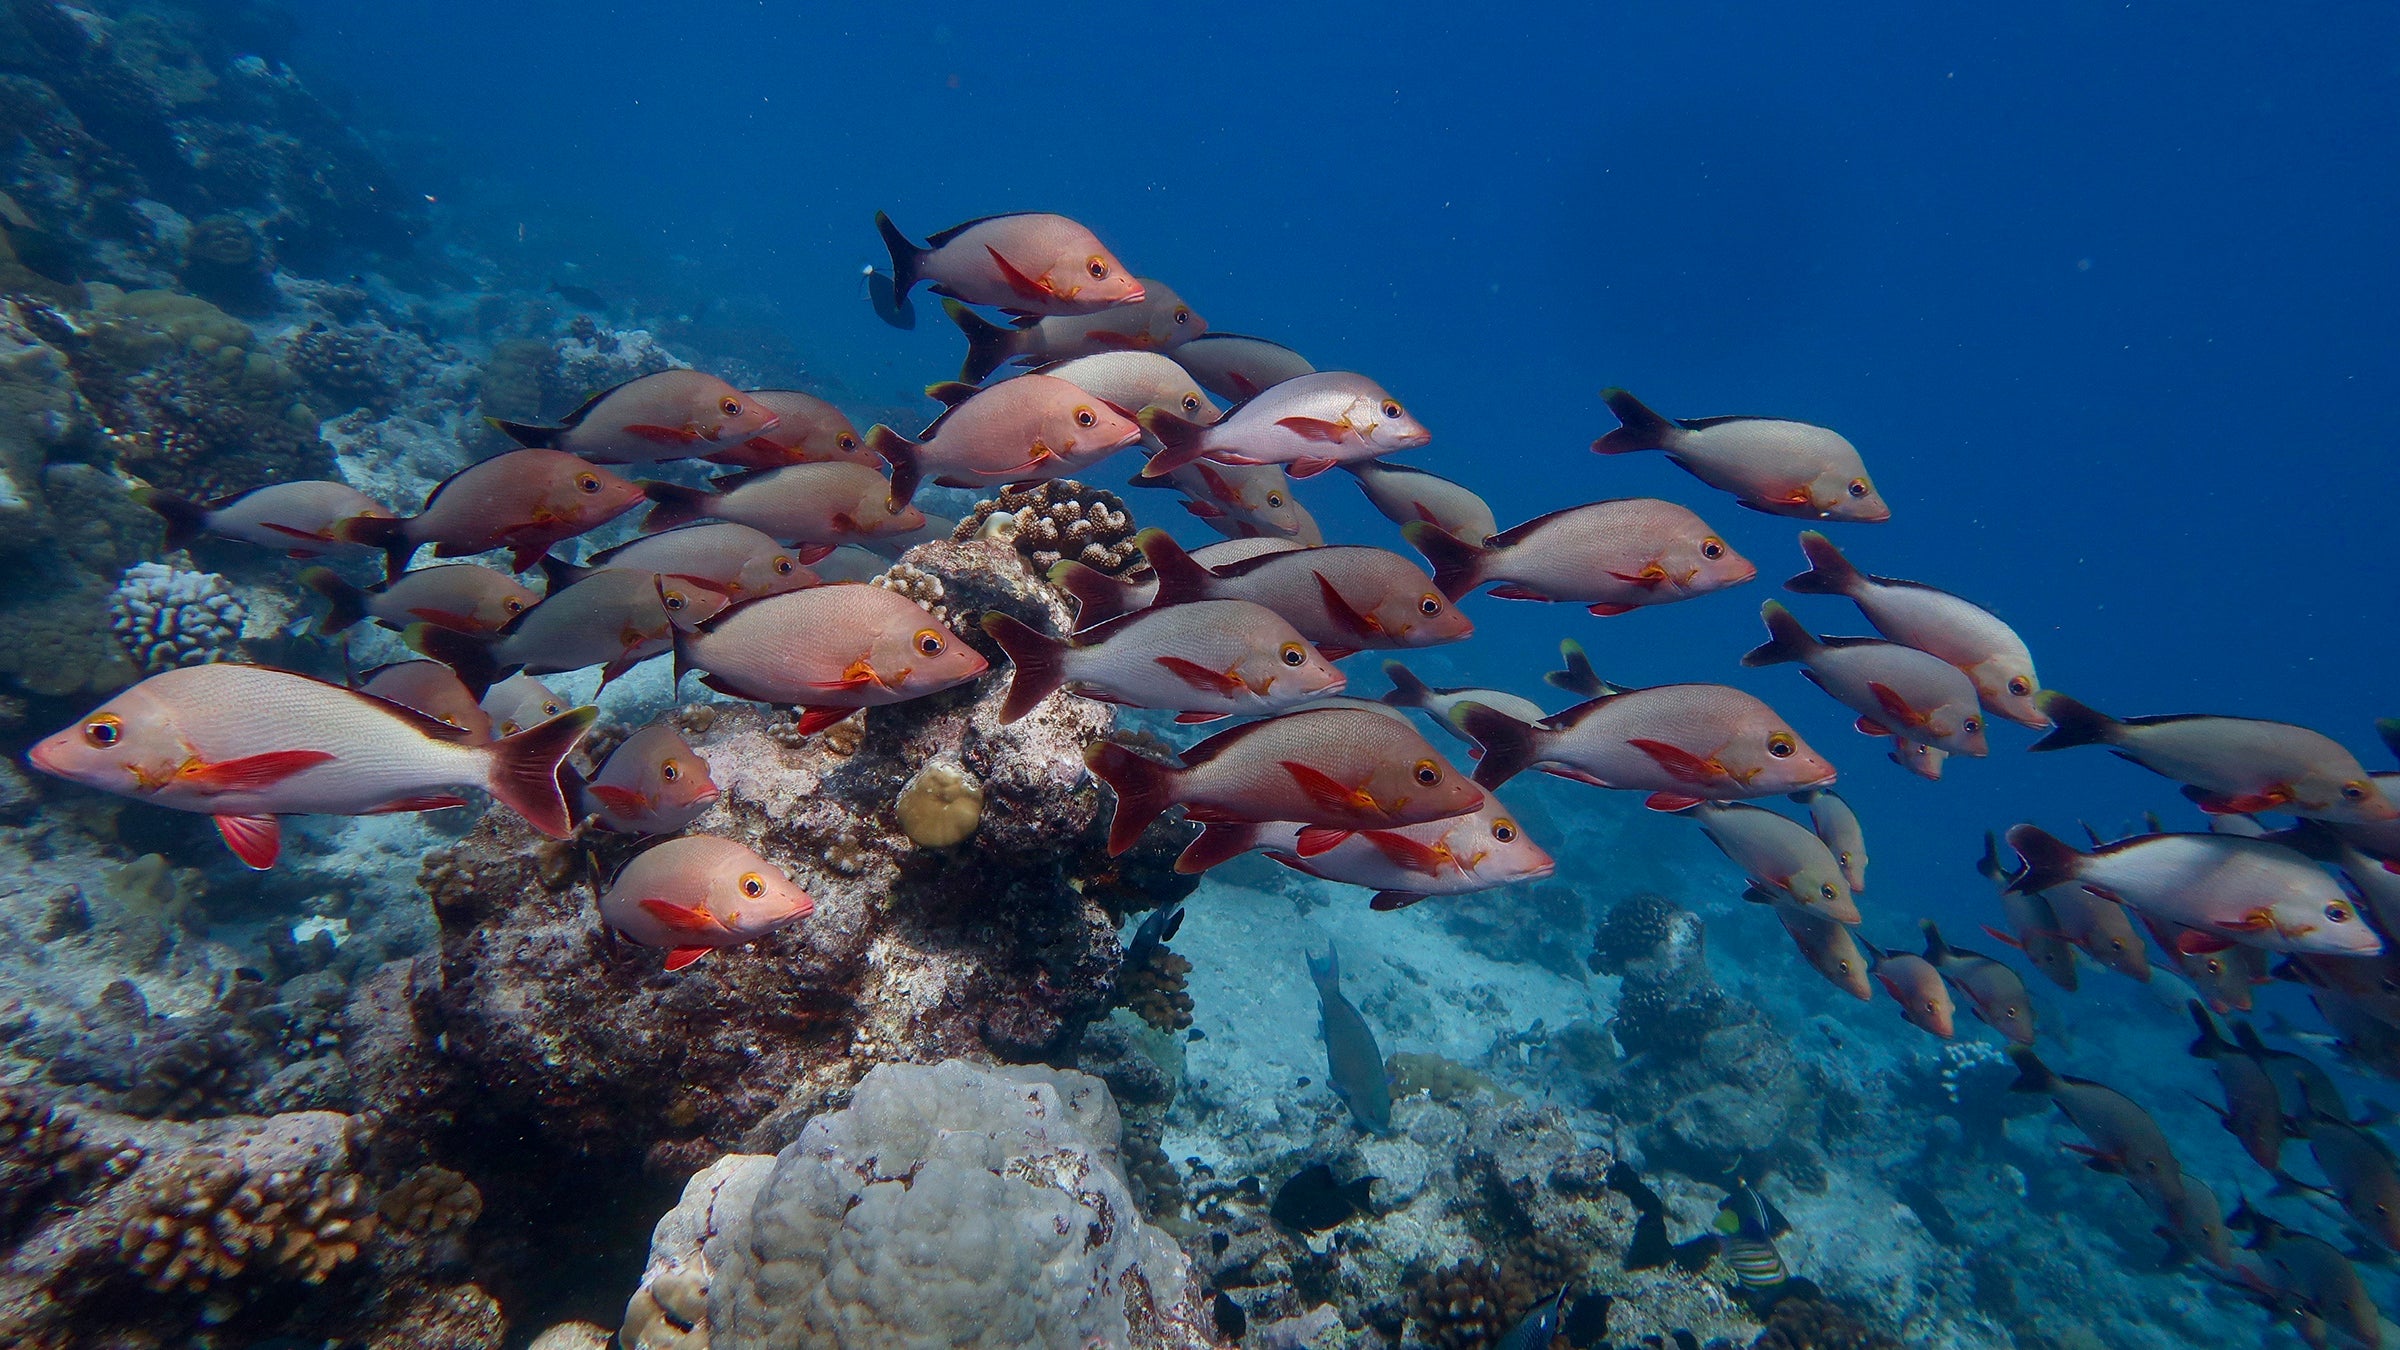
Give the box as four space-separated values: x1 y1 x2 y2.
1767 733 1796 759
1074 406 1097 428
504 597 527 614
720 397 742 417
1700 538 1725 560
838 433 859 451
1838 851 1853 866
82 713 122 747
1172 307 1191 325
1847 479 1869 498
1381 400 1403 419
1963 717 1981 734
663 590 687 611
2008 676 2032 697
739 872 766 899
2343 782 2370 801
1838 960 1854 973
1266 492 1285 508
914 628 945 656
1279 642 1307 667
774 556 796 575
2327 902 2354 923
1412 759 1442 787
1086 257 1109 279
1924 1000 1940 1013
1182 395 1201 414
577 473 603 494
1821 883 1838 902
544 701 564 717
660 759 681 782
1493 819 1517 843
1419 594 1443 616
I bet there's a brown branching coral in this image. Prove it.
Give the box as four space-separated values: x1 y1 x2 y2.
954 479 1142 575
377 1165 483 1235
1123 947 1194 1033
115 1149 379 1292
868 560 950 624
1403 1257 1540 1350
0 1087 132 1237
1752 1296 1903 1350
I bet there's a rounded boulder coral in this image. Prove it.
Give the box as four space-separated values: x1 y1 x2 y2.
108 560 246 674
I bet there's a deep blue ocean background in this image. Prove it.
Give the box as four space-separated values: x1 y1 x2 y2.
290 0 2398 943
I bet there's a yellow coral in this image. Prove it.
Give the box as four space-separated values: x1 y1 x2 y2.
895 759 982 848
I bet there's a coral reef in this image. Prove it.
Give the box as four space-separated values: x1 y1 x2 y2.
107 557 244 672
954 479 1143 575
1125 943 1196 1033
1752 1296 1904 1350
115 1144 378 1291
894 755 982 847
629 1059 1214 1350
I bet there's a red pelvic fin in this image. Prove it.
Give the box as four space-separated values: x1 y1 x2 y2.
214 814 283 869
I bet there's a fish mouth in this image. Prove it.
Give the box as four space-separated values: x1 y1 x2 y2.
24 740 58 774
1119 283 1149 305
691 787 724 810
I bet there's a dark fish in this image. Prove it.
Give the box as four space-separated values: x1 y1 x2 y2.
2228 1201 2383 1350
1495 1287 1568 1350
2233 1020 2352 1136
1921 920 2036 1045
1606 1162 1719 1274
2188 1002 2288 1172
1268 1162 1374 1233
2301 1115 2400 1250
2008 1048 2186 1213
1561 1293 1614 1348
1308 943 1391 1132
548 280 608 308
1125 898 1185 969
1211 1289 1245 1342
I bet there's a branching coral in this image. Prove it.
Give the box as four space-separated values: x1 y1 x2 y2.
0 1087 130 1237
284 320 404 414
115 1148 379 1292
108 559 245 673
867 560 949 624
378 1165 484 1235
953 480 1141 575
1752 1296 1903 1350
1123 946 1194 1033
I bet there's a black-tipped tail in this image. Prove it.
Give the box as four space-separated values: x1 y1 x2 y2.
299 566 368 633
2028 693 2121 752
1049 561 1149 628
1741 600 1817 668
1546 639 1605 697
1085 740 1180 856
637 481 715 534
2002 824 2085 895
2006 1046 2059 1095
335 513 417 582
1401 521 1484 601
870 211 922 329
867 426 924 509
946 299 1017 383
1133 528 1216 607
2377 717 2400 767
485 706 599 838
134 487 213 550
1784 530 1865 597
1135 408 1211 479
1380 662 1434 710
486 416 558 449
2189 1000 2233 1058
1594 388 1676 455
1458 701 1539 789
981 612 1070 723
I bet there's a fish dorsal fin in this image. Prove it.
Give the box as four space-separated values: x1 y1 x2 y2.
1482 499 1633 551
922 212 1037 248
1204 543 1368 581
557 377 633 428
350 683 481 742
707 466 783 492
1679 414 1780 430
1175 717 1278 769
1815 634 1902 650
1067 606 1152 647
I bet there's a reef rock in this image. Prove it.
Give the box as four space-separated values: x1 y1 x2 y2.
626 1059 1213 1350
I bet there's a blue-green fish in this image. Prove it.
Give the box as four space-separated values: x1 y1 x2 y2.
1307 942 1390 1133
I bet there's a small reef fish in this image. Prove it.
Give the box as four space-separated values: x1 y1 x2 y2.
1744 601 1989 756
2006 824 2381 956
1594 388 1890 523
1307 942 1391 1132
574 723 719 835
1889 736 1948 779
1103 529 1472 659
481 673 567 738
1711 1179 1795 1296
945 283 1205 383
597 834 812 971
2141 911 2258 1012
1379 662 1548 747
1459 679 1835 809
561 521 820 600
1148 459 1323 544
1794 788 1867 891
1748 886 1872 1000
1170 332 1316 402
301 562 539 637
27 663 593 868
1975 831 2082 990
338 448 644 577
2031 693 2396 823
1138 371 1430 480
1268 1162 1374 1233
2232 1019 2351 1139
1123 897 1184 971
868 373 1144 504
999 350 1219 429
1862 939 1955 1038
980 598 1345 724
1920 920 2034 1045
1082 705 1483 856
411 569 731 691
2300 1114 2400 1250
2227 1202 2383 1350
1785 531 2044 728
870 211 1144 326
1343 461 1497 547
1184 785 1555 908
2156 1176 2236 1272
1050 537 1310 627
2009 1048 2187 1213
718 389 874 468
672 584 987 733
1681 800 1860 923
137 480 392 558
1496 1288 1567 1350
488 369 777 464
638 462 925 551
1407 499 1754 615
354 660 491 741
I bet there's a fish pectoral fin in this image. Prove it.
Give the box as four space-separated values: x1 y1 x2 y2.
2063 1144 2126 1174
622 423 708 446
214 814 283 869
662 946 714 971
1606 565 1669 588
1866 682 1931 731
1486 585 1552 601
179 749 338 792
1274 416 1354 444
1312 571 1381 638
585 784 650 815
1279 760 1377 816
2193 787 2296 815
1980 924 2027 950
1360 830 1445 872
1644 792 1705 812
2175 928 2239 955
403 607 479 630
1626 737 1723 786
1181 499 1227 518
984 246 1056 302
2214 910 2278 934
1286 456 1342 478
1587 602 1638 616
637 898 725 934
811 661 882 691
1155 655 1246 695
365 795 469 814
1294 825 1354 857
1854 716 1894 737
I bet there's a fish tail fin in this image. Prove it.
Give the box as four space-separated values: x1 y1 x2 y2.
637 480 715 533
133 487 212 550
2377 717 2400 766
980 612 1069 723
335 513 416 581
867 426 924 509
404 622 502 700
2002 824 2084 895
946 298 1015 383
1176 822 1262 874
1546 639 1606 697
1305 941 1339 994
485 415 557 448
869 211 921 329
1594 387 1677 454
1975 830 2005 884
922 380 979 410
1920 918 1949 962
1083 740 1179 855
535 553 587 593
2189 1000 2233 1057
1379 662 1434 710
298 566 368 633
2006 1046 2059 1094
1784 530 1864 596
2027 693 2120 751
1134 408 1210 479
1400 520 1484 600
1457 701 1539 789
1047 560 1145 627
1134 528 1214 606
485 705 600 838
1740 600 1817 668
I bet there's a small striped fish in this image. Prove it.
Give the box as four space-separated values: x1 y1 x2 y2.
1714 1180 1792 1292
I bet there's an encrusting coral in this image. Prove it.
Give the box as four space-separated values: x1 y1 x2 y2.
376 1164 483 1235
953 479 1142 575
894 757 983 848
